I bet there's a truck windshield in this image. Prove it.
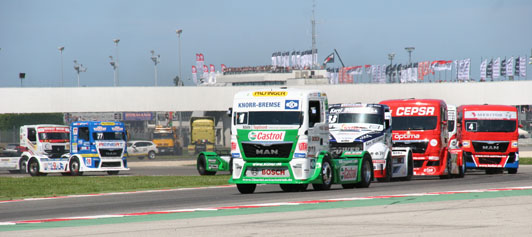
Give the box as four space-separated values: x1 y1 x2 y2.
92 132 125 140
330 113 383 125
464 120 516 132
153 133 173 139
38 133 69 141
392 116 438 130
236 111 302 125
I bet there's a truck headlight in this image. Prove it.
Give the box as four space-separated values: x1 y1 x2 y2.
44 143 52 150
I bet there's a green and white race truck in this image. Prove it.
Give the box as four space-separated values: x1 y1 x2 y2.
196 88 373 194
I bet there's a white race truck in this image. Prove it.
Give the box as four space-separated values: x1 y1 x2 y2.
328 104 413 182
18 125 70 175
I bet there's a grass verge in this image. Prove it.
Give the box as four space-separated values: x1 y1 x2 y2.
0 175 230 201
520 157 532 165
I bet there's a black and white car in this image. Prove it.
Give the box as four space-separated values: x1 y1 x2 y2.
127 141 159 160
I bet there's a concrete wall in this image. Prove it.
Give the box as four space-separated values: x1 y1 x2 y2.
1 81 532 113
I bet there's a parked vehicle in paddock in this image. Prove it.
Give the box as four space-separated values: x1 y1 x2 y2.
0 125 70 174
197 88 373 194
380 99 463 179
188 116 216 154
328 103 413 182
457 104 519 174
26 121 129 176
127 140 158 160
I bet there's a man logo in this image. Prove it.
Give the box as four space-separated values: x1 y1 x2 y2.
285 100 299 110
256 149 279 155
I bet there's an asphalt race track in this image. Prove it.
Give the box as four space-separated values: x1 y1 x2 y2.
1 163 532 236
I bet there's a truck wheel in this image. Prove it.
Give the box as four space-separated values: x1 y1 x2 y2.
439 153 452 179
148 151 156 160
312 157 333 191
197 154 216 175
355 154 373 188
508 168 518 174
69 158 83 176
377 152 392 182
28 160 42 177
237 184 256 194
402 151 414 181
19 157 28 174
107 171 119 175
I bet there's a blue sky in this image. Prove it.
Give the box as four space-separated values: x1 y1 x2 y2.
0 0 531 87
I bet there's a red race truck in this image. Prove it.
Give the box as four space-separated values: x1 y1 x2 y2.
457 104 519 174
380 99 463 178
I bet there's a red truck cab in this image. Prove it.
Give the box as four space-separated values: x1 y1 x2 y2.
457 105 519 174
381 99 458 178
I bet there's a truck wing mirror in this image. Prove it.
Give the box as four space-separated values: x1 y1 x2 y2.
519 124 524 128
442 121 447 125
227 107 233 117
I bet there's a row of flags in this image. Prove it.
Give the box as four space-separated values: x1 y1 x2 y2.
480 57 527 80
326 56 527 84
193 53 219 85
271 50 318 69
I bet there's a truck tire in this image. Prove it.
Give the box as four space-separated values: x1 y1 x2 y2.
19 157 28 174
508 168 518 174
355 154 373 188
148 151 156 160
237 184 256 194
69 158 83 176
28 159 45 177
439 152 452 179
401 151 414 181
197 154 216 175
107 171 119 175
312 157 333 191
377 152 392 182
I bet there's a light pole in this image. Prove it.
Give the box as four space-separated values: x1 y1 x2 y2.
150 50 160 86
73 60 87 87
405 47 415 65
176 29 183 85
388 53 395 83
176 29 183 152
58 46 64 87
109 56 117 86
113 38 120 86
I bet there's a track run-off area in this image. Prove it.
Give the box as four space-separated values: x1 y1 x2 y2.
1 164 532 236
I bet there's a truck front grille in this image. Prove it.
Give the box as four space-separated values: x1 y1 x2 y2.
99 148 123 157
472 141 509 153
393 141 428 154
478 158 502 164
45 145 66 158
329 141 363 156
241 142 293 158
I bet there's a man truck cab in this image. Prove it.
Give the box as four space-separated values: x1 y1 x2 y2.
457 104 519 174
380 99 463 178
198 88 373 194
